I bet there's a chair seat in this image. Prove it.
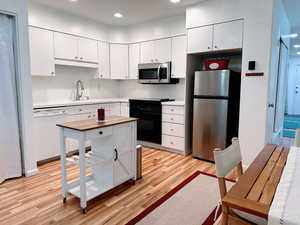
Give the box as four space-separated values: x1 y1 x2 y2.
232 208 267 225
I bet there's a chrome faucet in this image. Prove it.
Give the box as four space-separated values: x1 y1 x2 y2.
75 80 86 101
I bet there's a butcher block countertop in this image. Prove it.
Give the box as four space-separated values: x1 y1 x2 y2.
56 116 138 131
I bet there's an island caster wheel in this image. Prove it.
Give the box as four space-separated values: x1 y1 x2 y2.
63 197 67 204
82 208 87 214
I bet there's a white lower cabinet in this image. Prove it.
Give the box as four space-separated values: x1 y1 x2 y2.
161 104 185 153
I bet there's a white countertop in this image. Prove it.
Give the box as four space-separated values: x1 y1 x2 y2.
33 98 129 109
161 101 185 106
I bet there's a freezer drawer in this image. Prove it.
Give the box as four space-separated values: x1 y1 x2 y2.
194 70 230 97
192 98 228 161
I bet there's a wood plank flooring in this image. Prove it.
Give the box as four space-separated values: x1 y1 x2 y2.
0 147 220 225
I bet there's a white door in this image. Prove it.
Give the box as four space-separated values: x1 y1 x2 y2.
267 41 289 144
140 40 155 63
129 43 140 79
113 124 133 185
54 32 78 61
172 35 187 78
213 20 243 51
29 27 55 76
187 26 213 54
98 41 110 79
293 66 300 115
110 44 129 79
78 37 98 63
155 38 172 63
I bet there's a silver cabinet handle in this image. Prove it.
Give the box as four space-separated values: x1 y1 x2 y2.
214 46 218 49
80 57 83 60
208 46 211 49
51 72 55 75
268 103 274 108
75 56 78 59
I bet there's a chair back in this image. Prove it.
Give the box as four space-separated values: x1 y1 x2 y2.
214 138 242 178
295 129 300 147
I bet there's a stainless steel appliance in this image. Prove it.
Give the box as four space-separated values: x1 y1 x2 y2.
129 98 174 144
138 62 178 84
192 70 241 161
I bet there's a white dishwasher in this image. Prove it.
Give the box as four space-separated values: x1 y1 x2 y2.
33 109 67 161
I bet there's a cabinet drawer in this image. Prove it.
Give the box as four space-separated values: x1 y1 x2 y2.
162 106 184 115
162 122 184 137
162 135 184 151
86 126 113 140
162 114 184 124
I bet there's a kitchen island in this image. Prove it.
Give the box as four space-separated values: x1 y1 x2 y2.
57 116 138 213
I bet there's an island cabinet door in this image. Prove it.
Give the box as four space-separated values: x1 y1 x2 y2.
113 123 134 185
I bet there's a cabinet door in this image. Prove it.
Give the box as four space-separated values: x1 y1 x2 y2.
155 38 172 63
172 35 187 78
140 41 155 63
187 26 213 54
213 20 243 51
98 42 110 79
110 44 129 80
78 37 98 63
29 27 55 76
54 32 78 61
129 43 140 79
113 124 133 185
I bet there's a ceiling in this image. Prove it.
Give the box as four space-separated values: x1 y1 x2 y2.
283 0 300 55
31 0 205 26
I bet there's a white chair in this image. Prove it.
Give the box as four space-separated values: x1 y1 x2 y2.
294 129 300 147
213 138 267 225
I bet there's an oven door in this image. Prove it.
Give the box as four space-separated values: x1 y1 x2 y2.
130 101 162 144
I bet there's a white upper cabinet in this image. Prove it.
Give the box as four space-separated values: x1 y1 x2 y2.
54 32 78 61
140 38 172 63
98 42 110 79
187 25 213 54
213 20 243 51
140 41 155 63
129 43 140 79
54 32 98 63
155 38 172 63
78 37 98 63
187 20 243 54
110 44 129 80
29 27 55 76
172 35 187 78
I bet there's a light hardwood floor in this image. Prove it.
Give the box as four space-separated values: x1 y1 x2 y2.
0 147 219 225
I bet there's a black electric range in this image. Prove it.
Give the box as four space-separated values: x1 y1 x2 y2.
129 98 175 144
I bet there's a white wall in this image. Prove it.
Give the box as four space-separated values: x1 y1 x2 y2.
119 79 185 100
186 0 280 166
32 67 120 104
127 14 186 42
28 1 110 41
0 0 37 176
266 0 291 143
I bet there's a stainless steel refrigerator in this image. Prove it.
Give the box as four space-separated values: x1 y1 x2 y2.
192 70 241 161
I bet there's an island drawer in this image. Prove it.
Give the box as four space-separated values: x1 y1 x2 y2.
86 126 113 139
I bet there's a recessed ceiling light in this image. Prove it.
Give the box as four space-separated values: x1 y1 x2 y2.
297 52 300 55
69 0 78 2
114 12 123 18
282 33 298 38
170 0 181 3
294 45 300 48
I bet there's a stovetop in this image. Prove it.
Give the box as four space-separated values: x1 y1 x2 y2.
129 98 175 102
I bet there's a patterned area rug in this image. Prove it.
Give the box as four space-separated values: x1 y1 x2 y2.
125 171 235 225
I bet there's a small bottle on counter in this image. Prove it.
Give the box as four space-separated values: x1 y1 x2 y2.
97 108 105 122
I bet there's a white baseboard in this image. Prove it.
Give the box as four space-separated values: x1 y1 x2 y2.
25 168 39 177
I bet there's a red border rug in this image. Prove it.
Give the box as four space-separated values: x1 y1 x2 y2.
125 171 235 225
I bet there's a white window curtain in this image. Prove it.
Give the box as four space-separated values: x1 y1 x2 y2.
0 14 22 183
